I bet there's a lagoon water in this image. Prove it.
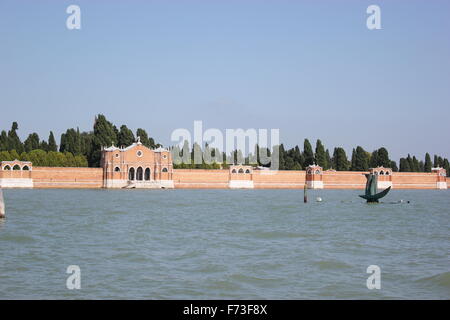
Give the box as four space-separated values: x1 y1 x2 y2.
0 189 449 299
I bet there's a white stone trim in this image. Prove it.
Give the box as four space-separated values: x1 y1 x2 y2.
306 180 324 189
229 180 254 189
377 181 393 189
437 181 447 189
0 178 34 188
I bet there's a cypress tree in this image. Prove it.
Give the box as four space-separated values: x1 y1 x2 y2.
136 128 155 149
443 159 450 177
399 158 410 172
412 156 420 172
369 150 378 168
7 122 24 154
24 133 40 152
352 146 369 171
40 140 49 151
48 131 57 152
377 147 391 167
390 160 398 172
90 114 118 166
350 148 356 171
325 149 332 170
314 139 326 168
0 130 8 151
424 153 432 172
118 125 135 147
332 147 350 171
303 139 314 167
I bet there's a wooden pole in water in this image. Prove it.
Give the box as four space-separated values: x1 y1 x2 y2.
0 188 5 218
304 183 308 203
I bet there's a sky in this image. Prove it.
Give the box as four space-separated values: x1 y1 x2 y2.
0 0 449 162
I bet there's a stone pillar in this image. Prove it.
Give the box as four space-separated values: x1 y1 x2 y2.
305 165 323 189
370 167 393 189
432 167 447 189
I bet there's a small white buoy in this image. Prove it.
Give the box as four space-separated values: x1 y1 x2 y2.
0 189 5 218
316 197 322 202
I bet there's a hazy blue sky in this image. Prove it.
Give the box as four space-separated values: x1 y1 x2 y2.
1 0 449 161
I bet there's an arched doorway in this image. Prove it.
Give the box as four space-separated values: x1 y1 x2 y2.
144 168 151 181
136 167 143 181
129 167 135 180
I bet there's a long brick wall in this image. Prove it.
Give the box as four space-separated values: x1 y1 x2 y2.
391 172 442 189
0 166 447 189
31 167 103 188
172 169 229 188
322 171 367 189
252 170 306 189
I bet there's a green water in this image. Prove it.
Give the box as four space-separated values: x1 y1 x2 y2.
0 189 449 299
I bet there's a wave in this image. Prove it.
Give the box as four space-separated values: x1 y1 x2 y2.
417 271 450 289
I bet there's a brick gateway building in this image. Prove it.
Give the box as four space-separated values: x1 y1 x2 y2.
0 140 448 189
101 138 174 189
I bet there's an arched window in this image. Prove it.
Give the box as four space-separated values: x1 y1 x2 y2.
22 165 30 171
114 167 120 172
231 169 236 173
136 167 143 180
307 169 312 175
162 167 168 173
380 171 384 175
238 168 244 173
315 170 320 174
129 167 135 180
385 171 390 176
245 169 250 173
144 168 151 180
3 165 11 170
13 164 21 170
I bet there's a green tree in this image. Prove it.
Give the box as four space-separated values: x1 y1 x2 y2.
433 155 438 167
314 139 326 168
303 139 314 167
443 158 450 177
60 128 81 155
351 146 369 171
48 131 58 152
399 157 410 172
369 150 378 168
325 149 332 170
377 147 391 167
136 128 155 149
424 153 432 172
0 130 9 151
390 160 398 172
0 150 12 161
7 122 24 153
90 115 118 166
118 125 135 147
332 147 350 171
24 133 40 152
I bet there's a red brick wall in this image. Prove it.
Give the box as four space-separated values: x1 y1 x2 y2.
31 167 103 188
252 170 306 189
322 171 367 189
391 172 439 189
1 166 445 189
172 169 230 188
